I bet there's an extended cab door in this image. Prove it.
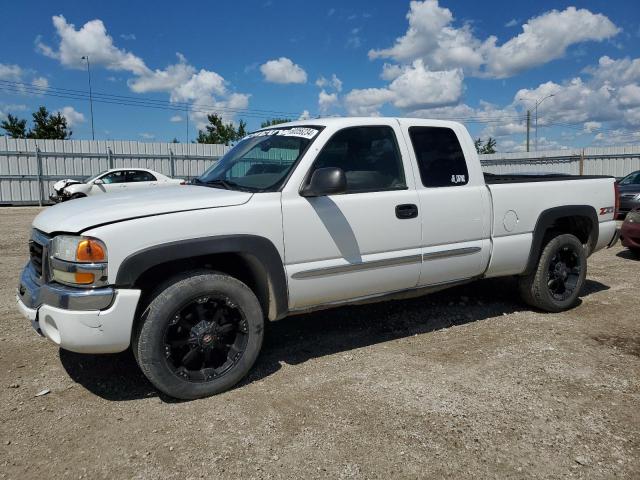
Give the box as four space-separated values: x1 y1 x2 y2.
281 121 422 310
398 120 492 286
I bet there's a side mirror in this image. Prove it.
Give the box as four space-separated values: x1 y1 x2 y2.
93 178 103 185
301 167 347 197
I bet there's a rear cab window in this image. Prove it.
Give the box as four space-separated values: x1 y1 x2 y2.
408 127 469 188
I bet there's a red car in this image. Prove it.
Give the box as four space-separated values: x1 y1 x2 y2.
621 207 640 253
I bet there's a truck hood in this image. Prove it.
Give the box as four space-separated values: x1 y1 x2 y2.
33 185 253 233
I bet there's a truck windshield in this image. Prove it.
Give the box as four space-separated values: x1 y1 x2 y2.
195 127 321 192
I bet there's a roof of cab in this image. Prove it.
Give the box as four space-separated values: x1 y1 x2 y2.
256 116 465 131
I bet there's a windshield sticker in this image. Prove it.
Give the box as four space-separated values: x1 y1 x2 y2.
243 127 318 141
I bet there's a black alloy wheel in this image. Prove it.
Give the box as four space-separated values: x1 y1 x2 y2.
164 295 249 382
546 245 582 302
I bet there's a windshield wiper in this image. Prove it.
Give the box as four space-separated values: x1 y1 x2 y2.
204 179 238 190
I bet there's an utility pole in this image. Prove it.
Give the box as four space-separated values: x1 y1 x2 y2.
186 105 189 143
81 56 95 140
526 110 530 152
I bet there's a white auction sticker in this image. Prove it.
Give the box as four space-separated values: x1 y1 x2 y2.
243 127 319 140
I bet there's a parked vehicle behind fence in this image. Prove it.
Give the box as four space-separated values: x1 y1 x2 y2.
51 168 184 202
18 117 619 400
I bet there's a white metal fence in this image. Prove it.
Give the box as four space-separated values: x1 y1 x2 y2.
480 145 640 177
2 137 640 205
0 137 231 205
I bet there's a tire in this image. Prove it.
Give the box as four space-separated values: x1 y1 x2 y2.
518 233 587 312
69 193 86 200
135 270 264 400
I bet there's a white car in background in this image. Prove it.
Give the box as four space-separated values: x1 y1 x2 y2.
51 168 184 202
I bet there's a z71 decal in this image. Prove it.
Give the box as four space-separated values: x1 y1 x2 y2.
599 206 615 215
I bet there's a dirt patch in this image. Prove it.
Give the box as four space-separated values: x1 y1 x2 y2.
1 207 639 479
592 335 640 358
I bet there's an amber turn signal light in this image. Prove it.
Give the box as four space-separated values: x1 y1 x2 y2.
76 239 106 262
74 272 95 284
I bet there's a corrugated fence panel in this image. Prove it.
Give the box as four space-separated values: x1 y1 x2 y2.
480 146 640 178
0 137 230 204
3 137 640 205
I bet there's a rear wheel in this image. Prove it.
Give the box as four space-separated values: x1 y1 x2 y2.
518 233 587 312
135 271 264 399
69 193 86 200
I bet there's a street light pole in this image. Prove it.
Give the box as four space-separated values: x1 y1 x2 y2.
534 94 555 151
519 93 556 152
81 56 95 140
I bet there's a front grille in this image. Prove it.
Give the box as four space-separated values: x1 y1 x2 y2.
29 240 44 276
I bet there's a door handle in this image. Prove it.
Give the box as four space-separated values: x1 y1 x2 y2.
395 203 418 219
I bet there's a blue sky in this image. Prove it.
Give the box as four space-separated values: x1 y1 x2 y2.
1 0 639 151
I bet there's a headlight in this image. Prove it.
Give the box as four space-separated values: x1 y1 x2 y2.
50 235 108 287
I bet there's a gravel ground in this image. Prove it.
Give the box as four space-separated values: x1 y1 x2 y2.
0 207 638 479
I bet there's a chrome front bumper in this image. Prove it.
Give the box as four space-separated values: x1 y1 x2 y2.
18 261 115 312
17 262 141 354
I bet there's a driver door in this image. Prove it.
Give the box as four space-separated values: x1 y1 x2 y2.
281 123 422 310
93 170 127 194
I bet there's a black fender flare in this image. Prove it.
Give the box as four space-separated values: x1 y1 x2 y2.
523 205 598 276
115 235 289 320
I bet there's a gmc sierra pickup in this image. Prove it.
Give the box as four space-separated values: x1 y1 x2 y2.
17 117 619 399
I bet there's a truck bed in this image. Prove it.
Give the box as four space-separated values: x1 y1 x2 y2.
483 172 613 184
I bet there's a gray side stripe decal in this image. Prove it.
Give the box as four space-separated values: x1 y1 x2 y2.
291 254 422 279
422 246 481 261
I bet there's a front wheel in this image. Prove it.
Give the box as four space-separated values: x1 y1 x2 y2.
135 271 264 400
518 233 587 312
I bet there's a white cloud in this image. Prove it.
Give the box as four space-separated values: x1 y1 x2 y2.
388 60 463 109
36 17 251 131
260 57 307 84
583 121 601 133
37 15 149 74
618 84 640 107
368 2 619 78
343 60 464 115
344 88 395 116
505 19 518 28
32 76 49 91
316 74 343 92
0 103 28 121
170 114 183 123
298 110 311 120
139 132 155 139
318 89 339 113
346 28 362 49
120 33 136 41
0 64 23 81
58 106 85 127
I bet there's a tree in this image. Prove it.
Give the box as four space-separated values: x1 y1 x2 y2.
0 114 28 138
237 120 247 139
482 137 497 154
474 137 497 154
172 137 180 143
28 106 72 139
474 138 483 154
260 118 291 128
196 114 246 145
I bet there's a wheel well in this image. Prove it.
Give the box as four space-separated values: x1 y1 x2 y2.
544 215 594 246
523 206 598 276
132 252 275 322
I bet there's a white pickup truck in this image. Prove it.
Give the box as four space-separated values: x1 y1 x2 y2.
17 117 618 399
